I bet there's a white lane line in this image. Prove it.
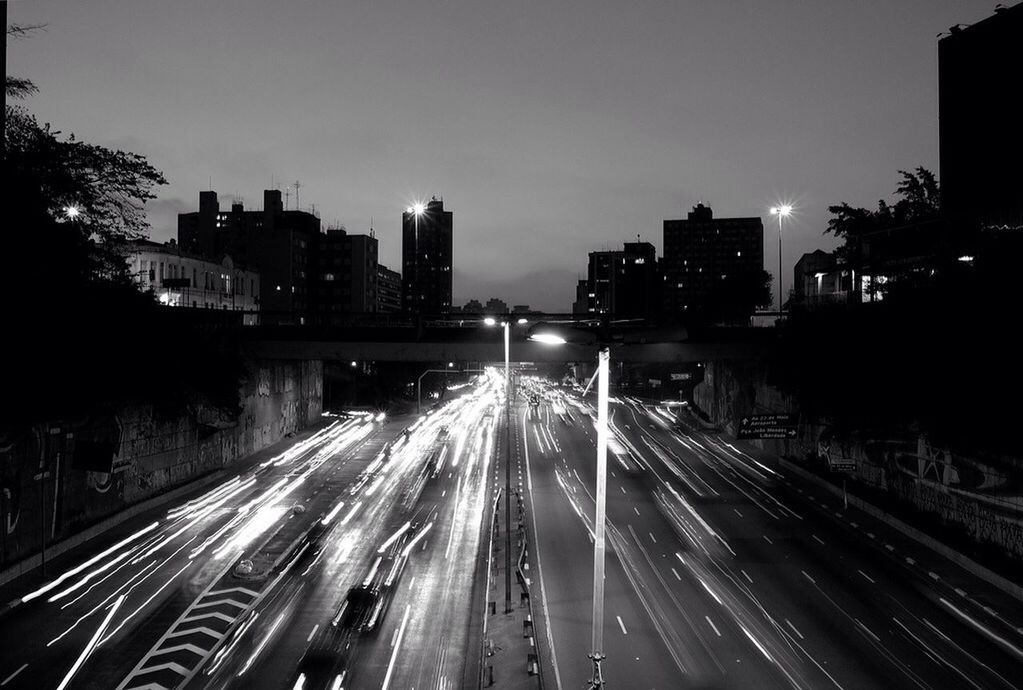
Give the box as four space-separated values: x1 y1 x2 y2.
884 543 895 552
801 570 815 585
855 618 880 643
380 605 412 690
905 557 915 565
634 507 640 516
763 535 773 545
785 619 804 640
705 616 721 637
1 664 28 687
741 570 753 584
733 508 743 518
928 572 940 581
616 615 628 635
521 411 563 690
57 594 126 690
621 486 627 494
812 534 826 546
671 567 682 581
306 624 319 642
649 532 657 544
955 588 967 597
858 570 876 584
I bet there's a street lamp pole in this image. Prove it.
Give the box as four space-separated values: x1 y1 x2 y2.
504 320 513 614
770 205 792 313
588 347 610 688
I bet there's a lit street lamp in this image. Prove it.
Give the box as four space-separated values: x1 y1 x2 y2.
529 328 606 688
484 316 529 613
406 202 426 312
770 205 793 313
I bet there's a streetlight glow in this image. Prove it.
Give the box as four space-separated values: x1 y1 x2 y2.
64 205 82 219
483 317 497 326
516 318 528 325
529 333 567 346
412 202 425 215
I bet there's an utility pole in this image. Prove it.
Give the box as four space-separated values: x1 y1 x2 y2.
588 348 610 688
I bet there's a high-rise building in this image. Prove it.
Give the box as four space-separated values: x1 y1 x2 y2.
402 197 453 313
662 204 764 319
313 227 378 317
581 241 660 318
939 4 1023 228
572 279 589 315
376 264 402 313
178 190 320 322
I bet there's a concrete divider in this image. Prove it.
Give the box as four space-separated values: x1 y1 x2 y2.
779 457 1023 603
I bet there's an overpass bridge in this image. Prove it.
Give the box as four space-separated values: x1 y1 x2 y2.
241 320 775 364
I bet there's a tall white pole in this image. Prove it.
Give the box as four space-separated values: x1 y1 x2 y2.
504 321 513 613
589 347 610 688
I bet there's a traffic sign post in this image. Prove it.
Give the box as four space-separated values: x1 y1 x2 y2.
736 414 798 440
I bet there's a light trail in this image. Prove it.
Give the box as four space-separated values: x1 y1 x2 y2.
55 594 125 690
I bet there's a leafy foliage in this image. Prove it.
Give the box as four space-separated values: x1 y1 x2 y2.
824 167 940 264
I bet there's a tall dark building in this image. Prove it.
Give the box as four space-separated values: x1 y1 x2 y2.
662 204 764 319
178 190 320 321
314 227 378 317
402 198 453 313
939 4 1023 228
580 242 660 318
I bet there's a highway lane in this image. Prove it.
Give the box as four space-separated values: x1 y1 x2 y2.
190 369 506 690
0 412 397 689
523 380 1023 690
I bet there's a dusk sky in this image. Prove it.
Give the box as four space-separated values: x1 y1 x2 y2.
8 0 999 311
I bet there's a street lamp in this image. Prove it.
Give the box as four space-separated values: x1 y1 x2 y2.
770 204 793 313
530 329 607 688
406 202 426 312
484 316 528 613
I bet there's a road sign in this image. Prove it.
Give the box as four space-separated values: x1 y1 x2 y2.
828 459 857 472
670 372 692 381
736 413 798 439
648 378 662 387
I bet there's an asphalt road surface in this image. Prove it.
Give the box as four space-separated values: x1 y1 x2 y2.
0 370 506 690
520 379 1023 690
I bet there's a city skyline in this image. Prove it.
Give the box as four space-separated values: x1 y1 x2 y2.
7 0 999 311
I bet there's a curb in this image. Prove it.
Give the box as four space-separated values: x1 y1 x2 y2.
778 456 1023 604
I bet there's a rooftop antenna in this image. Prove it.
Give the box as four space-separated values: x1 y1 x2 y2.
294 180 302 211
370 217 375 238
284 186 291 210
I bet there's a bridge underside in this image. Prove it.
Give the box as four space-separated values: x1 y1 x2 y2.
245 340 765 364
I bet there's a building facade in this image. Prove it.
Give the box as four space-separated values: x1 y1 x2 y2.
662 204 764 319
402 197 453 313
178 190 320 322
939 4 1023 229
314 227 379 318
376 264 402 313
125 240 260 323
580 241 659 318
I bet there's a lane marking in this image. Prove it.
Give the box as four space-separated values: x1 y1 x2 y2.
616 615 628 635
649 532 657 544
801 570 815 585
741 570 753 584
705 616 721 637
763 535 773 545
858 570 875 584
1 665 28 687
785 619 804 640
812 534 826 546
380 605 412 690
306 624 319 642
634 507 640 516
855 618 880 643
671 567 682 581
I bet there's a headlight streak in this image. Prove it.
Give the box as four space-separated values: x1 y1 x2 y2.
55 593 126 690
98 561 193 646
236 611 287 676
206 610 259 675
378 521 412 554
321 499 346 526
22 521 159 604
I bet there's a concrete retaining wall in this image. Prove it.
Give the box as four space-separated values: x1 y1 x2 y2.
0 359 322 572
693 360 1023 562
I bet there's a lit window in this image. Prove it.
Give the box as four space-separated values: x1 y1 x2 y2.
634 258 645 264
